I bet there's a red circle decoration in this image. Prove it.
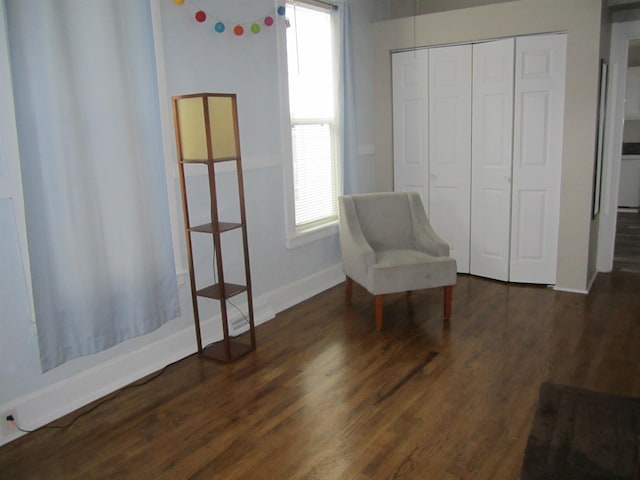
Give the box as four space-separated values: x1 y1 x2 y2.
234 25 244 36
195 10 206 23
264 16 274 27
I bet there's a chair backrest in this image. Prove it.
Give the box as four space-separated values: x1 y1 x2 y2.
349 192 416 251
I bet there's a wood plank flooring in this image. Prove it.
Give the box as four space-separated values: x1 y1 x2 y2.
1 272 639 479
614 211 640 272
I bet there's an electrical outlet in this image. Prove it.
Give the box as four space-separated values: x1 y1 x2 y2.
0 410 18 439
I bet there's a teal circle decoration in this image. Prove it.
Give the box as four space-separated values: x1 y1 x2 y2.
214 21 225 33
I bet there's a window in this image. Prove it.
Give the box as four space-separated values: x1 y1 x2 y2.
286 1 340 232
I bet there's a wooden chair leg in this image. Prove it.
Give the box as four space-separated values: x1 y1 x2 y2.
375 295 383 331
345 276 353 304
444 285 453 320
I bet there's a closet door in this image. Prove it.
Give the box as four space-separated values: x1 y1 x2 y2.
428 44 472 273
392 49 429 202
470 38 515 281
510 33 566 284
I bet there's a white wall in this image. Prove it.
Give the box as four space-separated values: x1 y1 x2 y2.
0 0 381 445
373 0 604 293
155 0 340 294
389 0 513 18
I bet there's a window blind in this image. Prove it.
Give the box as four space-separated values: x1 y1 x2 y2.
292 122 338 226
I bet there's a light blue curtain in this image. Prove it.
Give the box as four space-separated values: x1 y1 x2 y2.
6 0 181 372
338 1 360 195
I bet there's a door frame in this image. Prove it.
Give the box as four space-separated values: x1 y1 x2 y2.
597 20 640 271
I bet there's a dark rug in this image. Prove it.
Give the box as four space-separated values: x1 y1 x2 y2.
519 382 640 480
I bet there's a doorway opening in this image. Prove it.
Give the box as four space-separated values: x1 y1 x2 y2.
614 39 640 272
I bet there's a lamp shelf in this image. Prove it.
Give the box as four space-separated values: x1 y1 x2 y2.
201 339 254 363
180 156 238 164
196 282 247 300
189 222 242 234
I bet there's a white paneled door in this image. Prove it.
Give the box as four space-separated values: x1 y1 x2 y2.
392 49 429 203
391 33 566 284
470 38 515 281
428 44 472 274
510 34 566 284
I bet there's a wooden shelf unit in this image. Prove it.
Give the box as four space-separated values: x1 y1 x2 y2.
172 92 256 363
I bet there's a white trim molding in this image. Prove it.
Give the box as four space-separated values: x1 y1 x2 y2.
553 285 589 295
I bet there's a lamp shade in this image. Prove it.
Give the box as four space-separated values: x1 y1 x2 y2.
173 93 238 162
208 95 237 159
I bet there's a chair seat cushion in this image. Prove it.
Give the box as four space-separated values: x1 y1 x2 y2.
367 249 457 295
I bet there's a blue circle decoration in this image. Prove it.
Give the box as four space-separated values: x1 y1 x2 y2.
214 21 225 33
277 5 286 16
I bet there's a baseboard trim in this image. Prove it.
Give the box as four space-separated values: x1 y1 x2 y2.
0 326 197 446
617 206 639 213
553 285 589 295
267 263 345 314
0 263 345 446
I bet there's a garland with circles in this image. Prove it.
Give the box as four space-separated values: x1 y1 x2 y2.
173 0 286 36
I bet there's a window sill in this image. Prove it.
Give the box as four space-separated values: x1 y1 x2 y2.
286 221 339 249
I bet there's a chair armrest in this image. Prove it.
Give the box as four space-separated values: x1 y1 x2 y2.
407 192 450 257
338 196 376 282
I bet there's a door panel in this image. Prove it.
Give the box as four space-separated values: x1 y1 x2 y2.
428 44 472 273
470 38 515 281
392 49 429 205
511 34 566 284
513 190 547 259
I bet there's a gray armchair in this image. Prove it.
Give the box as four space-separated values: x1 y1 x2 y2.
338 192 457 331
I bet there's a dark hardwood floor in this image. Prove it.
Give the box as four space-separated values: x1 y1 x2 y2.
614 211 640 272
1 272 639 479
